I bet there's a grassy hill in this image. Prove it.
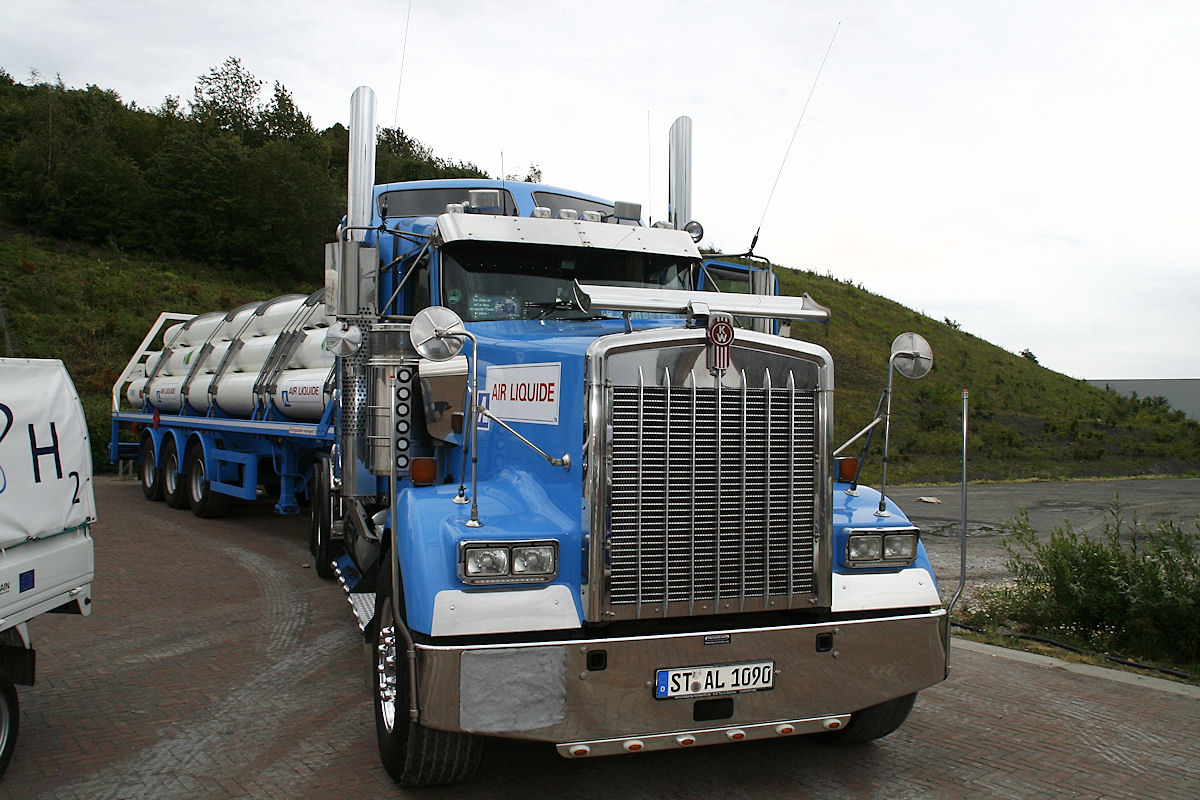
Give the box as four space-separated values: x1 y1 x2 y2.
2 225 1198 483
776 267 1200 482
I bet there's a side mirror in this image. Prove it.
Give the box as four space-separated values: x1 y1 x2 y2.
410 306 467 361
890 332 933 380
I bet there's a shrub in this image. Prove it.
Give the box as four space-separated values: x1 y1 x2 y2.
965 505 1200 667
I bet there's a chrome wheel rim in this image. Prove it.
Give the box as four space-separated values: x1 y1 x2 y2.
163 452 177 495
189 459 205 502
141 451 155 488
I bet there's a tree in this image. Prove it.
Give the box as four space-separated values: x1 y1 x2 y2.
190 57 263 142
506 163 542 183
259 82 314 141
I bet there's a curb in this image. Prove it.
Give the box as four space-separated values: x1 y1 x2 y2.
951 637 1200 699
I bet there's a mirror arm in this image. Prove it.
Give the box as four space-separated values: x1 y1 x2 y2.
833 414 882 458
476 406 570 471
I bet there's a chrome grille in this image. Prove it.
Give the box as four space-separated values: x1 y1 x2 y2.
607 370 818 618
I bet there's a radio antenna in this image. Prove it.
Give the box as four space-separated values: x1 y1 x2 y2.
747 21 840 258
391 0 413 127
647 110 654 225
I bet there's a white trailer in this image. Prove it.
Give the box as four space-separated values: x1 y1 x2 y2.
0 358 95 777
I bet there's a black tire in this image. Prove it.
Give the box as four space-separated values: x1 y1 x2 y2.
161 438 188 509
309 456 340 579
139 437 163 501
0 669 18 778
186 445 229 519
824 692 917 744
373 566 482 785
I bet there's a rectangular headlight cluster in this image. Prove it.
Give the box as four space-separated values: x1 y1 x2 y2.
845 528 920 567
459 540 558 585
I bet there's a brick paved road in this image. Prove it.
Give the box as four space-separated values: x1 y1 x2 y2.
3 477 1197 799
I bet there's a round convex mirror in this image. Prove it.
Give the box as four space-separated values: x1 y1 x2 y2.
890 332 934 380
410 306 467 361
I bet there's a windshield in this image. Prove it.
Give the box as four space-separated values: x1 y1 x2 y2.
378 187 519 217
440 241 697 322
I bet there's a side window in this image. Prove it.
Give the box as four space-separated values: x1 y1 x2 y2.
412 256 431 314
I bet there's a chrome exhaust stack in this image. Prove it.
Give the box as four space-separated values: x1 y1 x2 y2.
668 116 692 232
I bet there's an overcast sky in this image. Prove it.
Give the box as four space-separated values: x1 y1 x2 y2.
5 1 1198 380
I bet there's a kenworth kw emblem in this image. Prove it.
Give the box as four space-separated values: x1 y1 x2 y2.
706 312 735 373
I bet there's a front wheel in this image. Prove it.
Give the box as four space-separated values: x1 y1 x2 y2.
0 669 19 778
373 566 482 785
186 446 229 519
824 692 917 744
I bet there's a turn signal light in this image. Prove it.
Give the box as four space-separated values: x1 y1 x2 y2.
410 457 437 486
836 456 859 483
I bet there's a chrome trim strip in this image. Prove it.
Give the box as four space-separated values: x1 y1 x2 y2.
112 411 329 439
662 366 672 619
787 370 796 607
763 368 772 607
419 608 945 653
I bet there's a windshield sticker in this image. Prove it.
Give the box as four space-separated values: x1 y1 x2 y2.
484 363 561 425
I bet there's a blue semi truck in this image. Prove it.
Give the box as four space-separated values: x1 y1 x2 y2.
112 87 947 786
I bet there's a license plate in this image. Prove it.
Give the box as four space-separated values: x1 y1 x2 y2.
654 660 775 699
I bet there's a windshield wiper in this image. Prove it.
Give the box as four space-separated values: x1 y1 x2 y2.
523 299 601 320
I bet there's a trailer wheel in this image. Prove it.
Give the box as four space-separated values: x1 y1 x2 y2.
373 568 482 786
139 437 163 501
186 446 229 519
824 692 917 745
309 455 340 579
0 669 18 778
161 439 188 509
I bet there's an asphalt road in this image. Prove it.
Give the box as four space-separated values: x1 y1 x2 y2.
889 477 1200 596
3 476 1198 799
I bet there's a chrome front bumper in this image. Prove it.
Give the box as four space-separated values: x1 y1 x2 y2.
412 609 947 755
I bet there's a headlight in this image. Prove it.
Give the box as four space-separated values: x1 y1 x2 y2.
847 534 882 561
464 547 510 577
884 533 917 561
845 528 919 567
512 545 556 576
459 540 558 585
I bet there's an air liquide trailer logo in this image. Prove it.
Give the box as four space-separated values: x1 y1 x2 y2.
482 363 561 426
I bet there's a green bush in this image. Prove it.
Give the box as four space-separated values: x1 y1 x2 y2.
965 505 1200 667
